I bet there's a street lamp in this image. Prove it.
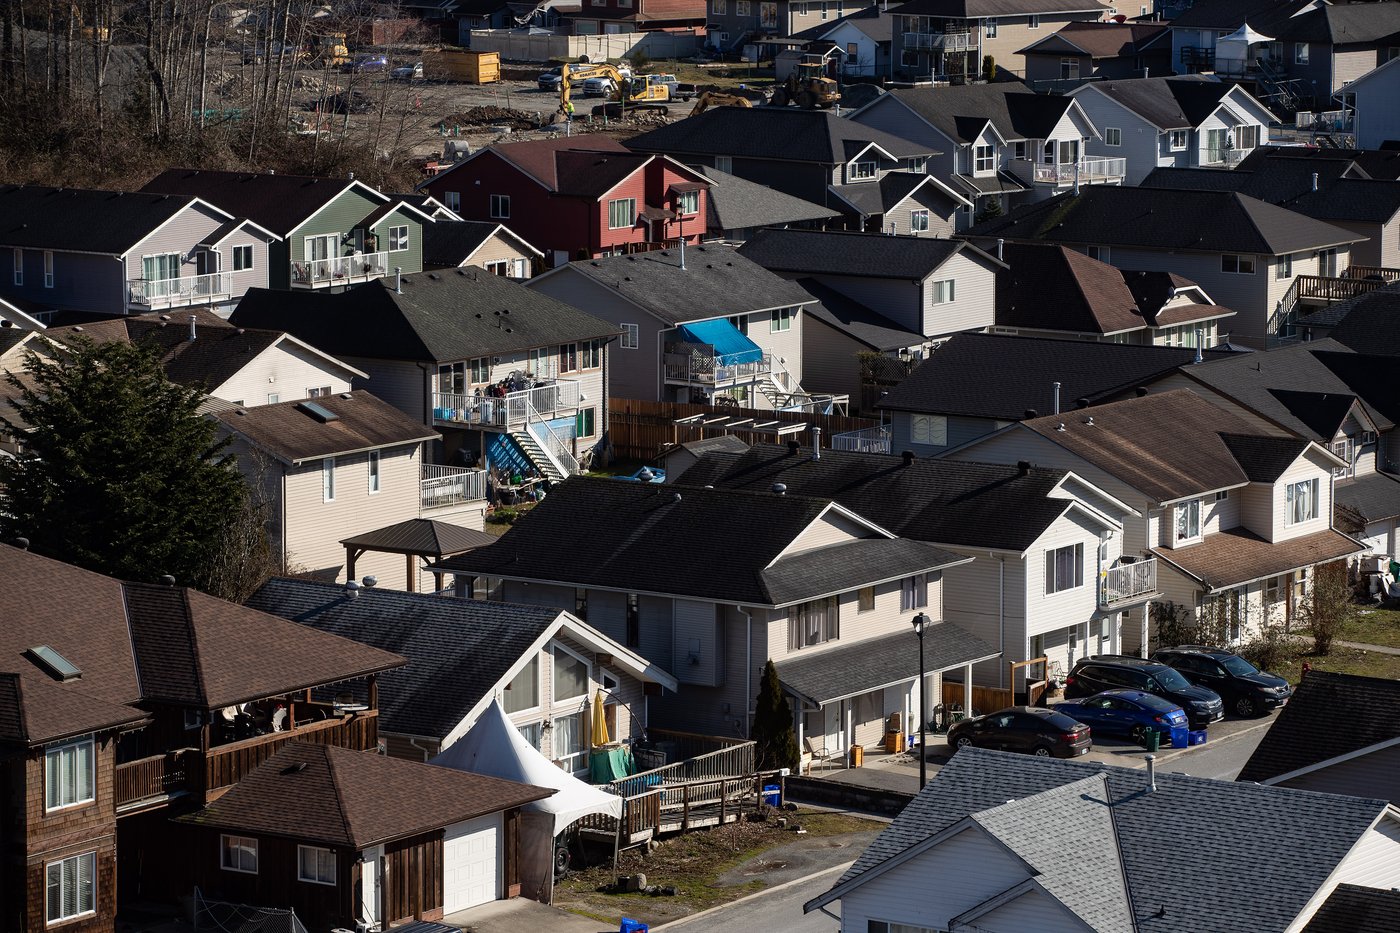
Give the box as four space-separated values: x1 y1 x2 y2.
912 611 930 788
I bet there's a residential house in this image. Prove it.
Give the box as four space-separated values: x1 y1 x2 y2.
876 331 1230 455
231 271 618 484
963 185 1363 346
564 0 706 34
805 746 1400 933
527 245 822 408
182 743 549 930
1239 670 1400 805
1069 74 1276 184
625 107 943 226
418 135 712 267
429 477 998 767
849 83 1117 226
1143 147 1400 270
1017 20 1173 88
0 184 277 320
1304 884 1400 933
142 169 432 291
888 0 1110 82
699 443 1151 700
804 7 895 78
704 0 879 57
996 242 1236 345
692 165 841 242
421 220 544 277
0 542 403 931
944 389 1367 652
1350 55 1400 150
391 191 464 222
1169 0 1400 110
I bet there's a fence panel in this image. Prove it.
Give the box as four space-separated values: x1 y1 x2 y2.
607 398 878 463
469 30 700 63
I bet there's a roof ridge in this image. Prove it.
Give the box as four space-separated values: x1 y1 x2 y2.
318 744 358 847
179 586 211 708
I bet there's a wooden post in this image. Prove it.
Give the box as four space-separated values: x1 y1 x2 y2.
368 674 379 711
346 546 358 582
407 553 416 593
682 785 690 832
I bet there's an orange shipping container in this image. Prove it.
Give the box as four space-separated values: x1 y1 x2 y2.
423 49 500 84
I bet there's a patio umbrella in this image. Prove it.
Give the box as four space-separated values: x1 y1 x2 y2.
591 691 610 747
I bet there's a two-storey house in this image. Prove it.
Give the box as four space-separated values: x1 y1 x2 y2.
1350 55 1400 150
1069 74 1277 184
1017 20 1173 88
889 0 1109 82
849 83 1117 226
231 271 619 484
566 0 706 34
141 169 432 291
964 185 1364 346
0 185 277 320
527 245 820 409
801 7 896 78
0 542 404 931
705 0 879 56
625 107 946 228
430 477 997 766
419 135 711 268
943 389 1368 652
421 220 544 277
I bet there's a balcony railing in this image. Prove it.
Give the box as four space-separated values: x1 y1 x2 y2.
1099 557 1158 609
1016 157 1126 186
1295 274 1387 304
1179 46 1214 70
115 751 190 809
290 250 391 288
1345 265 1400 282
127 272 230 307
421 463 487 510
201 709 378 795
903 31 975 51
663 344 774 386
831 424 891 454
432 379 581 428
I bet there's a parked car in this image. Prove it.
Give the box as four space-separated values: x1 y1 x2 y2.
391 62 423 80
1053 689 1188 741
346 54 389 73
1151 646 1293 717
1065 655 1224 727
582 76 616 98
674 81 698 101
537 63 591 92
947 706 1091 758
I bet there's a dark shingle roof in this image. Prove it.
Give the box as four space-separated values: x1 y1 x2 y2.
700 443 1081 552
796 279 925 350
626 107 935 164
695 165 840 232
966 186 1361 256
246 578 563 740
0 671 148 747
1219 434 1311 482
739 228 974 279
0 185 212 255
1239 670 1400 785
215 390 437 464
1021 20 1169 57
1073 74 1244 129
231 271 619 363
779 625 996 704
829 172 954 218
339 518 497 557
544 245 813 325
1151 527 1365 590
421 220 538 268
889 0 1108 17
1303 884 1400 933
833 746 1387 933
142 169 381 235
873 83 1073 144
1335 471 1400 525
1324 282 1400 356
183 742 551 848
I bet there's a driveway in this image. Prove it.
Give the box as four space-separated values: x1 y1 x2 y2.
444 897 613 932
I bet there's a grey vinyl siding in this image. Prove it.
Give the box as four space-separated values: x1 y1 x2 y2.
889 411 998 456
342 356 434 424
368 206 424 276
206 228 276 302
673 599 723 687
802 316 867 399
800 274 923 334
883 187 959 238
125 202 232 290
3 247 124 314
1356 67 1400 150
851 97 958 182
922 251 996 337
1279 744 1400 806
1073 92 1169 186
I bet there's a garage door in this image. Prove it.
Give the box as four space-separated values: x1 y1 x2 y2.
443 815 500 913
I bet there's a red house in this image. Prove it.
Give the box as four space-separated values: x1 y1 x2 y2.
421 136 710 267
565 0 706 35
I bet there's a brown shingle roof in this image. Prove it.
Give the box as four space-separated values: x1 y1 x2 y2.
0 671 148 747
184 742 552 848
1150 527 1365 591
468 135 630 192
216 390 437 464
1024 21 1169 58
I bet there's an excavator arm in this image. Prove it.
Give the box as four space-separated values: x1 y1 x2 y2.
692 92 754 114
559 63 629 110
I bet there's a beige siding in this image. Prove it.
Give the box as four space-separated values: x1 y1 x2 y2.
459 235 537 276
882 187 959 239
986 13 1104 71
767 572 944 665
756 304 805 392
944 552 1025 682
1204 489 1239 535
1333 49 1381 90
1236 483 1274 540
211 340 356 407
921 250 997 337
1270 450 1334 543
784 509 874 555
801 316 869 400
345 356 433 424
1333 816 1400 891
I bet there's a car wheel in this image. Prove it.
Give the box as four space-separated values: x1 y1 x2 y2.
1032 745 1052 758
1235 695 1258 717
954 735 973 749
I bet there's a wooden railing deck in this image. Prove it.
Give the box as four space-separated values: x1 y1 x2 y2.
201 710 378 794
114 751 190 809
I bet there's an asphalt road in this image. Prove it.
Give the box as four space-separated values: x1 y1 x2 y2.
1152 717 1273 781
659 864 847 933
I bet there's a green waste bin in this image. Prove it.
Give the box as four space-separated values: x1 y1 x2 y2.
1140 727 1161 752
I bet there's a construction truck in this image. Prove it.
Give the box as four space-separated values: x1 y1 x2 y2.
769 61 839 109
560 63 670 119
307 32 350 68
691 92 754 114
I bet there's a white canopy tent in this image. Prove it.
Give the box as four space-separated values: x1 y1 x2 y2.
1217 23 1274 73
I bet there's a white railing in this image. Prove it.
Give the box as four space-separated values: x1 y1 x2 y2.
527 402 581 476
903 31 974 51
127 272 230 306
290 250 391 287
432 379 581 428
1099 557 1157 608
1020 157 1127 185
1297 110 1352 133
832 425 891 454
663 346 773 386
420 463 487 510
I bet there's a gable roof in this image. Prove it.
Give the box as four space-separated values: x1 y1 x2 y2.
421 220 542 269
693 165 841 232
802 6 895 42
215 390 437 464
966 185 1361 256
869 83 1078 145
431 477 966 607
231 270 619 363
1151 526 1365 591
697 442 1097 552
1324 282 1400 356
0 185 223 255
1239 670 1400 785
429 134 630 191
625 107 935 164
877 332 1222 420
815 746 1388 933
184 742 551 848
1019 20 1169 57
142 169 388 235
339 519 498 558
739 228 994 280
1071 74 1262 130
795 278 926 351
889 0 1108 16
1303 884 1400 933
829 171 969 219
534 245 813 325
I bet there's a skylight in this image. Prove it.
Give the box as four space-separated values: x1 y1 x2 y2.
26 645 81 682
297 401 340 423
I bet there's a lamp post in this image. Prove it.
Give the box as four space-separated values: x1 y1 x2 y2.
912 611 930 788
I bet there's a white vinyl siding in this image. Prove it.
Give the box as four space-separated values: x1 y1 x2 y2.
1044 543 1084 594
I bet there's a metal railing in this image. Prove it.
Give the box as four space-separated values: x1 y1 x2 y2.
290 250 391 287
1297 110 1353 133
527 400 581 476
127 272 230 306
663 344 774 386
1178 46 1214 70
831 424 891 454
420 463 487 510
432 379 581 428
903 31 975 51
1099 557 1157 608
1018 157 1126 185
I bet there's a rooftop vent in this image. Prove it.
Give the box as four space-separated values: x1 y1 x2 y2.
1017 460 1031 476
902 450 915 467
297 401 339 423
26 645 81 682
281 761 309 775
362 575 378 588
772 482 787 495
159 574 176 586
346 580 361 598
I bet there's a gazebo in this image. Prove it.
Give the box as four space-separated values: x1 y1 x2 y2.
340 519 497 592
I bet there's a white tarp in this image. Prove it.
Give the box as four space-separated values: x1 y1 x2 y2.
1217 22 1273 61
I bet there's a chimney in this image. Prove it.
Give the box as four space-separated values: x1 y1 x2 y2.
1052 381 1061 415
1017 460 1031 476
1194 330 1205 363
772 482 787 495
395 267 403 294
188 314 197 342
787 439 801 455
1311 172 1319 192
811 426 822 459
1145 753 1157 791
996 237 1004 261
346 580 361 598
902 450 915 467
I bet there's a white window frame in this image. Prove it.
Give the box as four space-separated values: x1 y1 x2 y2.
231 244 254 271
1276 253 1293 279
323 457 336 502
608 197 636 230
910 209 930 233
984 17 998 37
973 144 995 174
1295 42 1309 64
621 323 639 349
1028 13 1040 28
849 160 877 181
46 851 96 924
45 737 95 812
900 574 928 611
1105 127 1122 147
1317 248 1338 277
552 642 592 705
553 710 587 771
788 595 840 649
367 450 381 494
1175 498 1202 542
388 225 410 252
220 835 259 874
677 189 699 215
12 247 22 285
490 194 510 219
930 279 955 303
444 191 461 212
1044 542 1085 594
1286 478 1320 526
43 250 54 288
770 306 793 332
503 653 542 714
297 845 337 886
1169 130 1188 151
910 156 928 173
909 413 947 446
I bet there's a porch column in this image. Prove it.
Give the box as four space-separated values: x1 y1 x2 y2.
963 663 973 713
406 553 416 593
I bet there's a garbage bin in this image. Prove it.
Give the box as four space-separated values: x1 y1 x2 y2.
848 744 864 768
761 784 781 807
1140 727 1161 752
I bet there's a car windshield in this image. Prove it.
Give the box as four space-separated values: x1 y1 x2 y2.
1153 667 1192 691
1220 655 1259 676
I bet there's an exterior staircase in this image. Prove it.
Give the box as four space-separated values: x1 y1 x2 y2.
509 429 568 483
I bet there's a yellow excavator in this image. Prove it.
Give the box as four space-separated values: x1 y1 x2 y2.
769 61 840 109
691 92 754 114
559 63 670 120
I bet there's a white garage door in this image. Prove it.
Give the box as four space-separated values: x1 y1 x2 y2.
443 815 501 913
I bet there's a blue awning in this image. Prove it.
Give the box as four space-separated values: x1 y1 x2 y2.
676 318 764 365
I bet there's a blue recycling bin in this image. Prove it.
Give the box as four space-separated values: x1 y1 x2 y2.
761 784 781 807
1170 725 1190 748
620 919 649 933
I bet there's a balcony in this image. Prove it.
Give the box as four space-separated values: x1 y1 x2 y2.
831 424 891 454
903 31 975 51
1099 557 1158 609
663 344 774 387
127 272 231 308
1178 46 1214 71
1013 157 1126 187
433 378 582 429
115 751 191 812
200 708 378 797
421 463 487 511
290 250 391 288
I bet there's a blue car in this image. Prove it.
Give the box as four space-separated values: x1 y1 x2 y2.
1054 689 1188 739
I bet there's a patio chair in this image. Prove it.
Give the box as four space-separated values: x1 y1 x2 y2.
803 736 833 774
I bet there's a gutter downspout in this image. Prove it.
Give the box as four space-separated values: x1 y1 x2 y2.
740 606 754 737
997 554 1006 689
408 737 435 762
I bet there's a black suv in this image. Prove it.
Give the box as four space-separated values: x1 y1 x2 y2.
1066 655 1224 727
1151 645 1293 717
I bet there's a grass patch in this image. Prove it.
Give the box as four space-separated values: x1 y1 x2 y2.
1270 643 1400 683
1338 607 1400 649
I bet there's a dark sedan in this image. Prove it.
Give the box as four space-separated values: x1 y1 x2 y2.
947 706 1091 759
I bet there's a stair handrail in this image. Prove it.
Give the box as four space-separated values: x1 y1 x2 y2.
525 399 581 476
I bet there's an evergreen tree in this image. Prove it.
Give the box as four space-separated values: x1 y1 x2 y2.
752 659 800 773
0 338 253 595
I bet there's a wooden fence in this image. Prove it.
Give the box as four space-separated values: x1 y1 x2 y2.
940 681 1013 718
608 398 878 463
